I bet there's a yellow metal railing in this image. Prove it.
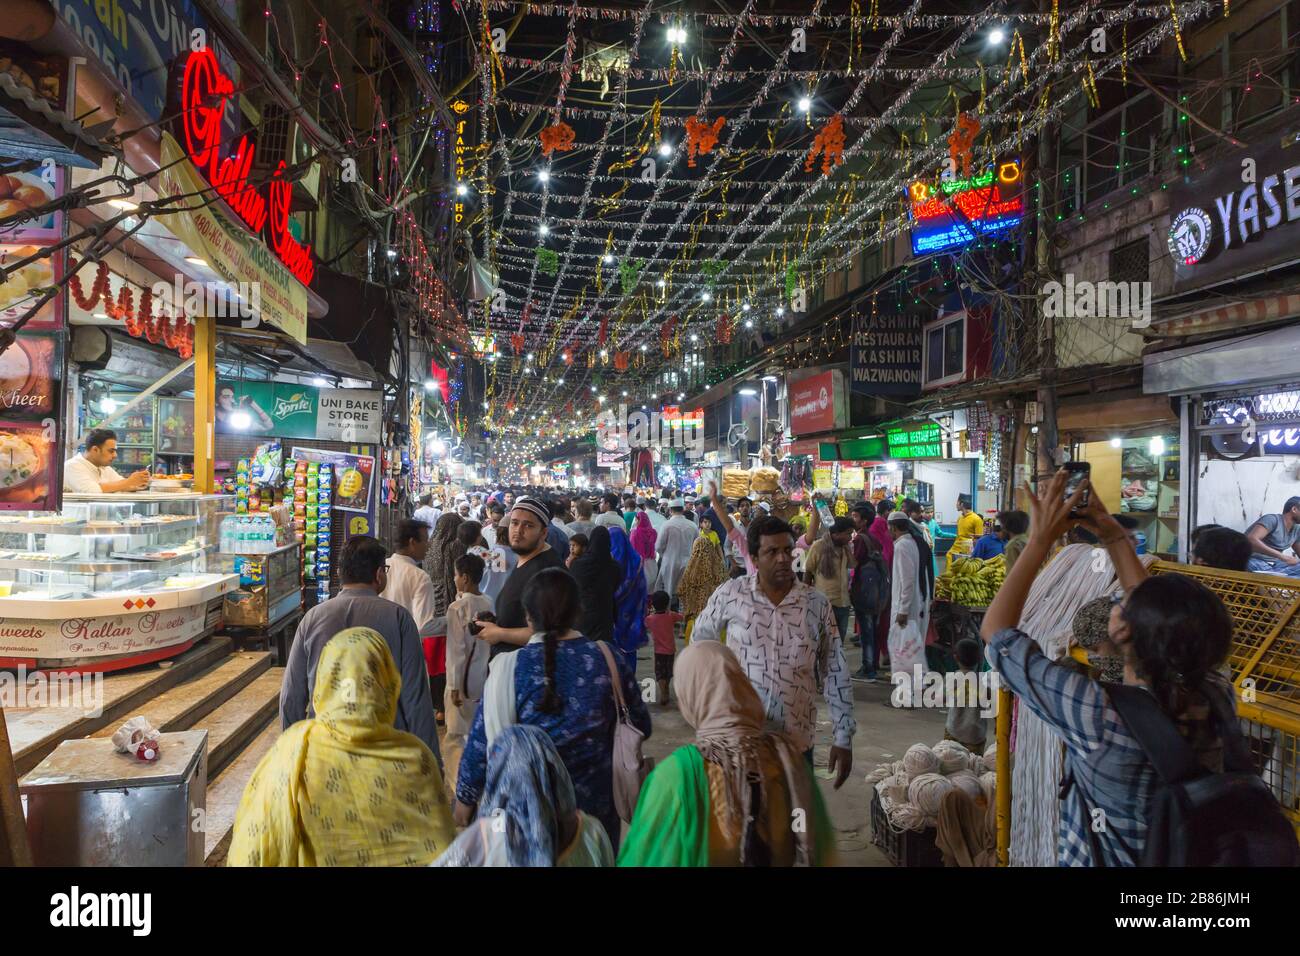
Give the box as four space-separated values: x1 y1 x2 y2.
996 560 1300 864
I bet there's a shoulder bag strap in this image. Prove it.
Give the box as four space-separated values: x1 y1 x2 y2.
593 640 630 722
1103 683 1203 784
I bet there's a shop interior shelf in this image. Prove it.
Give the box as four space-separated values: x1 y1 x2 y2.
0 550 207 573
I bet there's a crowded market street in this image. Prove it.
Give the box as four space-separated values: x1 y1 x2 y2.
2 0 1300 918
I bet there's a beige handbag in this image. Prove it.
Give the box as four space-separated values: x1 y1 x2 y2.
593 641 654 823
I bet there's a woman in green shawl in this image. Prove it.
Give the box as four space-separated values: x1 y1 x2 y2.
618 641 835 867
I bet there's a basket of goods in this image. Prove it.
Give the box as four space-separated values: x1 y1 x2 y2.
749 465 780 494
722 468 751 499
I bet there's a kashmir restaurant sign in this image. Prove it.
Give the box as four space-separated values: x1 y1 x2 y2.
1167 138 1300 293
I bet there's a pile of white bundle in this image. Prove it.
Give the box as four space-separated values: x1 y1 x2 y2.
932 739 972 775
982 740 999 773
902 743 940 776
979 771 997 803
864 759 906 785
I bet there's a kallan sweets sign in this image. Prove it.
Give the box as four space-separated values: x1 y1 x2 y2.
176 48 314 286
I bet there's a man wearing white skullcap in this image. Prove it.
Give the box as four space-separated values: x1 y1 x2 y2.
655 497 699 603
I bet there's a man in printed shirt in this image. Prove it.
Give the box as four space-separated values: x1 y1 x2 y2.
690 514 856 787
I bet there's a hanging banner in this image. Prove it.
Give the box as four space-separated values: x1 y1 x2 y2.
157 132 308 343
216 382 380 441
851 310 923 397
839 466 865 490
812 466 834 493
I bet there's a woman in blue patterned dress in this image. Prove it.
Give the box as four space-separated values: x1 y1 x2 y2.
454 568 652 849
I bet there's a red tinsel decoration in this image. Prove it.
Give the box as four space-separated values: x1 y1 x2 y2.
597 314 609 347
613 351 629 372
660 315 677 356
716 312 734 344
510 332 525 353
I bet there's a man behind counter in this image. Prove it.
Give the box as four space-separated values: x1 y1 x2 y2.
64 429 150 494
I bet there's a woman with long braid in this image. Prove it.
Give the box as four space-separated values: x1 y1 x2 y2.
453 568 652 850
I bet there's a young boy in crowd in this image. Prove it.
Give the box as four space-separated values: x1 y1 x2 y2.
444 553 493 786
645 590 683 707
566 532 588 568
945 638 988 754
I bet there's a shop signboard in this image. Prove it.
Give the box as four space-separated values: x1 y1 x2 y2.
850 310 923 397
1167 138 1300 293
157 130 308 343
812 466 834 493
907 160 1024 255
216 383 381 442
0 604 208 659
887 421 943 459
54 0 238 126
837 436 887 460
788 370 844 436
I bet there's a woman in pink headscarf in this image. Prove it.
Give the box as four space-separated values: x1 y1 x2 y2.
631 509 660 591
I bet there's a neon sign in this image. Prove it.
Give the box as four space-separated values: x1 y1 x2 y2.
907 160 1024 256
180 49 315 286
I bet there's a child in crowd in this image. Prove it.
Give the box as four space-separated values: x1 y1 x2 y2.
644 590 683 707
945 638 988 754
444 553 493 786
567 532 588 568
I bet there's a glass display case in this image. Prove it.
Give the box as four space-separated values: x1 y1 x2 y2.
0 493 238 672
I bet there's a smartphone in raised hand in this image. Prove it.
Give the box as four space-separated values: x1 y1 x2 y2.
1062 461 1091 517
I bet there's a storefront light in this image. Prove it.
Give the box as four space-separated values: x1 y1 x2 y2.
738 387 758 396
1110 437 1123 448
99 397 119 414
1149 436 1166 456
230 410 252 430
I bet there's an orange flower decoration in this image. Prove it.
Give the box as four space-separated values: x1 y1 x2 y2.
685 116 725 167
949 112 981 177
540 121 576 157
805 114 846 176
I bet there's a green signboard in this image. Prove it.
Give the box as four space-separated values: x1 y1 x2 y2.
886 421 943 459
817 442 840 461
837 436 887 460
216 381 319 438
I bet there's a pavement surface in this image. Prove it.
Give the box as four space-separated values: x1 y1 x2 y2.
631 640 948 866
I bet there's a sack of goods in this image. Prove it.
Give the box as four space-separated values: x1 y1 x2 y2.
865 740 1003 831
749 465 781 494
935 554 1006 605
722 468 751 499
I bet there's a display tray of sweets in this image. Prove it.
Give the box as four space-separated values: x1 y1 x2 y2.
109 541 206 562
82 515 199 533
0 515 88 534
0 550 80 562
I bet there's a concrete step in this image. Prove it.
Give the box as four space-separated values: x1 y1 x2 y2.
5 637 234 776
87 652 273 741
203 720 281 866
196 669 283 780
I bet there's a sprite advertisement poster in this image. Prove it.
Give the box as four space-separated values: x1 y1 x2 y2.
216 382 381 441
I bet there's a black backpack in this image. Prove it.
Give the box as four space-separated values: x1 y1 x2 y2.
853 555 889 609
1103 683 1300 867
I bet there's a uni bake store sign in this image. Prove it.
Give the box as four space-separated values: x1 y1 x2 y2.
174 48 315 286
1166 137 1300 293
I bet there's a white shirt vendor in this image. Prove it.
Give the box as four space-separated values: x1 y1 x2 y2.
63 453 124 494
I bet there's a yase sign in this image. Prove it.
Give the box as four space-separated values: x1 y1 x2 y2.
789 370 844 435
1167 137 1300 292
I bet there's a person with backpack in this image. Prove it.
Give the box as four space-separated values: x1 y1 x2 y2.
850 529 888 682
980 469 1298 867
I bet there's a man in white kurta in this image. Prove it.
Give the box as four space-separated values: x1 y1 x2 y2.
886 512 929 680
655 500 699 603
384 520 440 640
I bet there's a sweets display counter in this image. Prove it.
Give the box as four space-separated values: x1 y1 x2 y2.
0 493 238 672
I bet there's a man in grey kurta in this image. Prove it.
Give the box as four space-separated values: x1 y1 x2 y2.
656 499 699 604
279 535 441 765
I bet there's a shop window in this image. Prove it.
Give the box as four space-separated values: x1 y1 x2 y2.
923 313 966 388
1109 237 1150 285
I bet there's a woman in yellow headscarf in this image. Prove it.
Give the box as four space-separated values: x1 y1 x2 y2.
228 627 455 866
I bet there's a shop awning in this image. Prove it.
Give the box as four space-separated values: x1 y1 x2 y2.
0 69 108 169
1144 323 1300 396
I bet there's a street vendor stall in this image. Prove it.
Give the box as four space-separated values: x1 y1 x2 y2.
0 492 237 673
